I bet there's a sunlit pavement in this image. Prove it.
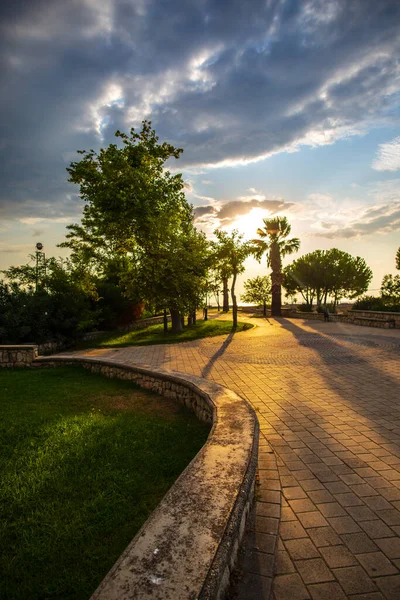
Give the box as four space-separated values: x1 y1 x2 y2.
67 314 400 599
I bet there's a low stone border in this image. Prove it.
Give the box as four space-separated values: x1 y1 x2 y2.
0 344 38 367
34 355 259 600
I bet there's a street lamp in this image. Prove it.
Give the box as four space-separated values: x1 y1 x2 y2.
35 242 45 292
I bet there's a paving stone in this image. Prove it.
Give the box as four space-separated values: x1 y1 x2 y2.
335 492 364 507
297 511 328 529
289 499 316 513
253 515 280 535
362 496 393 511
234 569 273 600
333 566 378 595
273 573 310 600
242 549 275 577
318 502 347 517
376 574 400 600
280 520 308 540
327 516 362 534
248 531 277 555
319 544 358 568
356 551 398 576
375 537 400 559
275 550 296 575
346 505 378 522
341 533 379 554
285 538 320 560
283 486 308 500
307 526 342 548
307 489 335 504
360 519 395 539
308 582 347 600
295 558 335 584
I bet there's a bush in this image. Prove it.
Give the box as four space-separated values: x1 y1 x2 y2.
297 303 314 312
353 295 400 313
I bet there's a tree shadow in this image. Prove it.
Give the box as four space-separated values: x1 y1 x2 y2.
201 329 236 378
278 318 400 428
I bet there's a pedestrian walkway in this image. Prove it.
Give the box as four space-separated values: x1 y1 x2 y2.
68 315 400 599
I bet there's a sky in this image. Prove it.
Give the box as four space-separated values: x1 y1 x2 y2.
1 0 400 298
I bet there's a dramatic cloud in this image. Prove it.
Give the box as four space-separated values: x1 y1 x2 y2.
372 137 400 172
194 197 294 228
314 200 400 239
1 0 400 221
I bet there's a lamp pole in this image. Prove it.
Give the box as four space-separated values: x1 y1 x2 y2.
35 242 44 292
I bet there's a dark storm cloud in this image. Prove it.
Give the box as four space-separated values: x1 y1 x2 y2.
0 0 399 220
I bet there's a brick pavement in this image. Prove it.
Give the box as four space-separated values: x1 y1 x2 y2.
68 315 400 600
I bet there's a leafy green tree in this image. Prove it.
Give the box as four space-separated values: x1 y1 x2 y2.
251 216 300 316
241 276 271 316
0 257 98 343
396 247 400 271
381 274 400 302
283 249 372 311
64 121 207 332
212 230 250 327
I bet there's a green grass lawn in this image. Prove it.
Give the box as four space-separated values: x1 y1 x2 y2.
0 366 209 600
75 318 253 349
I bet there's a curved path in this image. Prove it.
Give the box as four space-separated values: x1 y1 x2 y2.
67 316 400 600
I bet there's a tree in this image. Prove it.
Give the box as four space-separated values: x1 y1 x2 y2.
64 121 206 332
251 216 300 316
1 256 98 343
241 276 271 316
211 230 250 327
283 249 372 310
396 247 400 271
381 274 400 302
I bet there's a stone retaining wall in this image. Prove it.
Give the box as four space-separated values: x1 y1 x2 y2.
34 355 259 600
0 345 38 367
349 309 399 327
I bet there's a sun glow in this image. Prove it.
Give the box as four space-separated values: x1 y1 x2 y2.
224 207 273 239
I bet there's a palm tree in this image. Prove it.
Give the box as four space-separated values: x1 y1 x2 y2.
251 216 300 317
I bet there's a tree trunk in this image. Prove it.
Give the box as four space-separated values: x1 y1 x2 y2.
270 242 282 317
222 278 229 312
170 308 183 333
192 310 197 325
263 301 267 317
231 271 238 328
163 308 168 335
181 316 185 329
188 314 193 326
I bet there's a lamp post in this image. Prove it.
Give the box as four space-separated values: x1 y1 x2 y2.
266 224 282 317
35 242 45 292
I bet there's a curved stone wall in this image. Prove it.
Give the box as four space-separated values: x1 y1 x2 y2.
35 355 259 600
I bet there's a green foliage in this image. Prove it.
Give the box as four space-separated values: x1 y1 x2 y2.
251 216 300 268
396 247 400 271
0 257 98 344
381 274 400 301
283 249 372 310
211 230 251 326
0 366 208 600
64 121 209 330
241 276 271 306
353 295 400 312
